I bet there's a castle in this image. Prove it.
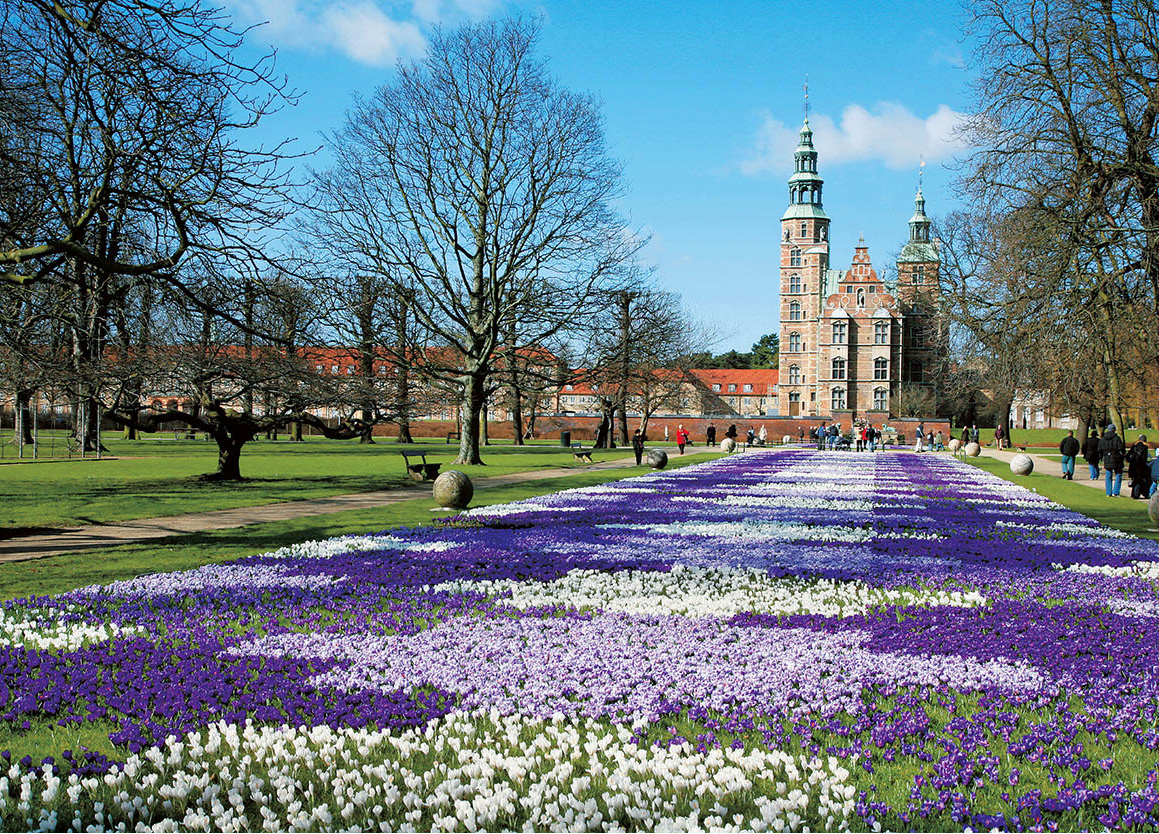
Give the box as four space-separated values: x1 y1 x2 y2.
776 116 941 420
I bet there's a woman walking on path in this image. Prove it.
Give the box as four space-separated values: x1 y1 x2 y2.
676 424 688 456
1082 429 1101 480
1099 425 1126 497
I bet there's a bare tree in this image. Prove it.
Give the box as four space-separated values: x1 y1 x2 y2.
309 17 639 464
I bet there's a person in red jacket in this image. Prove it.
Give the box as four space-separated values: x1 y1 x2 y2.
676 424 688 455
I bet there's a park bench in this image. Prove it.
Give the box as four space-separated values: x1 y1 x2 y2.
400 451 442 481
570 442 593 464
446 431 460 444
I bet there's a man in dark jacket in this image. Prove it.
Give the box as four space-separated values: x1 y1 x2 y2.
1099 425 1126 497
1082 430 1101 480
1127 435 1151 499
1058 430 1080 480
632 429 645 465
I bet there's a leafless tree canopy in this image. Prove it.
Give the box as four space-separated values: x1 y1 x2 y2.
308 17 640 464
943 0 1159 432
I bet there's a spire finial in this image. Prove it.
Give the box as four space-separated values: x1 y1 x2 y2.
803 74 809 122
918 157 925 193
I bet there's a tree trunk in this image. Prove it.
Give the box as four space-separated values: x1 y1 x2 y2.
15 390 33 445
208 431 248 480
510 386 524 446
480 402 489 446
455 374 486 464
290 421 303 442
359 424 376 444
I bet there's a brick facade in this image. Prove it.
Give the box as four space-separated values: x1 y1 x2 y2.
776 117 941 420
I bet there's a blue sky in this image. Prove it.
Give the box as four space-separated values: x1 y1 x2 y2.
229 0 975 352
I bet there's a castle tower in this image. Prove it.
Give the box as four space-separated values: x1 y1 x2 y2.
777 118 831 417
895 186 941 390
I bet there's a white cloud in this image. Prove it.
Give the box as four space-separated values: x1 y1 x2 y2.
322 3 425 65
229 0 494 66
741 102 969 175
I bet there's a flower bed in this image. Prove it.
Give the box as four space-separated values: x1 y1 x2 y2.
4 450 1159 831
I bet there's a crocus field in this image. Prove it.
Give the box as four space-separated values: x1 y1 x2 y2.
5 450 1159 832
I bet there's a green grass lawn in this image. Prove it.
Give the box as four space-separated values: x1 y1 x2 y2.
0 433 642 531
958 426 1154 449
0 451 722 603
966 454 1159 540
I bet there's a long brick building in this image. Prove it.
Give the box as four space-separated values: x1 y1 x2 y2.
776 116 941 419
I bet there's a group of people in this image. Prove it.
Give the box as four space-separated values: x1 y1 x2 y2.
913 422 947 452
1063 426 1157 499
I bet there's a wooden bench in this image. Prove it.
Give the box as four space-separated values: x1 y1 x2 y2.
401 451 442 481
571 443 593 464
446 431 460 444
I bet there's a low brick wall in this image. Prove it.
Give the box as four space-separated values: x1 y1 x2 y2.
381 415 952 445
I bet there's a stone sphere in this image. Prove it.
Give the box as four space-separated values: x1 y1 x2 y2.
964 442 981 457
1010 453 1034 476
645 448 668 469
1149 491 1159 526
721 437 737 454
433 470 473 509
782 435 793 445
948 438 962 453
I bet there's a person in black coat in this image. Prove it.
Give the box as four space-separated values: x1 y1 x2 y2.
1099 425 1126 496
1082 430 1101 480
705 424 716 446
632 429 645 465
1127 435 1151 499
1058 430 1081 480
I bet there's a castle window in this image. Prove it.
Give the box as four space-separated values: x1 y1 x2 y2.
820 226 827 241
789 248 801 267
912 265 925 284
789 332 801 352
874 357 888 380
789 392 801 403
743 383 753 393
831 357 846 380
789 274 801 293
873 387 888 410
712 383 720 392
728 383 737 393
831 387 846 410
788 364 801 384
832 321 847 344
800 221 808 237
789 301 801 321
874 321 888 344
907 360 924 383
857 289 865 308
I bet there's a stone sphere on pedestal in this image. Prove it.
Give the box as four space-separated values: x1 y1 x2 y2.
782 435 793 445
1010 454 1034 476
1149 491 1159 526
721 437 737 454
948 438 962 453
433 470 473 509
964 442 981 457
645 449 668 470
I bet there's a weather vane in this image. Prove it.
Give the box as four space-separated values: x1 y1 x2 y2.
803 75 809 121
918 157 925 191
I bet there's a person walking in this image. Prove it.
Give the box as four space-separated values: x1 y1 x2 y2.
1150 454 1159 497
914 421 925 452
970 424 980 444
632 429 645 465
1058 430 1080 480
706 424 716 447
676 424 688 456
994 423 1006 451
664 425 669 443
960 427 970 447
934 430 944 452
746 427 756 447
1127 435 1151 499
758 425 768 446
1099 424 1126 497
798 426 805 443
1082 429 1101 480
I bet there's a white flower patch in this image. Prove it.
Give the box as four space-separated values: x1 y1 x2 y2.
434 565 987 618
260 533 455 560
996 520 1133 539
1 714 858 833
0 606 141 651
1061 561 1159 579
598 521 945 543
